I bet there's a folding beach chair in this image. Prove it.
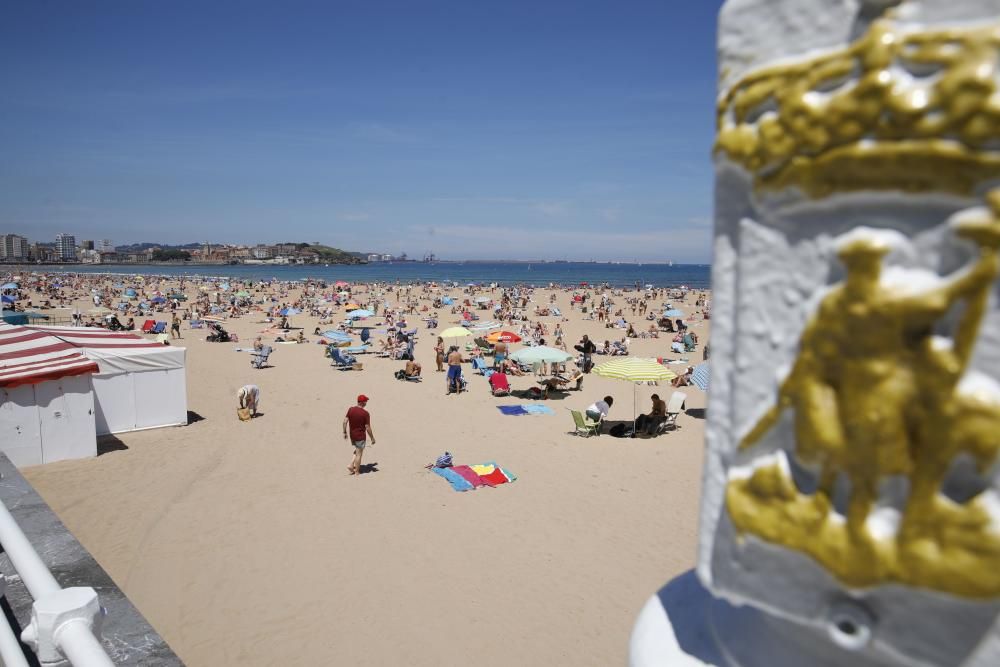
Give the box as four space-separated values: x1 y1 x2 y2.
683 333 697 353
653 391 688 435
141 319 156 333
151 321 167 334
471 357 489 375
569 409 601 437
330 347 356 370
189 320 204 329
251 345 272 369
489 372 510 397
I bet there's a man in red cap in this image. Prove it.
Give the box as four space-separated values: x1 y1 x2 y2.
343 394 375 475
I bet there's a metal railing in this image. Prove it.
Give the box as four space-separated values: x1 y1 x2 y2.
0 501 113 666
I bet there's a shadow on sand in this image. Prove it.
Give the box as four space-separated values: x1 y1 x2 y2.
96 435 129 456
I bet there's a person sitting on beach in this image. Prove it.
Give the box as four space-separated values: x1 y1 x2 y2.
672 366 694 387
500 358 525 376
585 396 614 427
253 336 264 351
404 359 422 378
295 330 306 343
635 394 667 433
626 323 637 338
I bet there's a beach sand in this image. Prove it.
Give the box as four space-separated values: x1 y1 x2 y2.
20 280 707 666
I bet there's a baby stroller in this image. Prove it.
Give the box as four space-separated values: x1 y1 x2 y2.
207 322 231 343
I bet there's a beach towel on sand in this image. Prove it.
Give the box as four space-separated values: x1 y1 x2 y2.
522 404 554 415
432 466 474 492
430 461 516 492
497 405 528 416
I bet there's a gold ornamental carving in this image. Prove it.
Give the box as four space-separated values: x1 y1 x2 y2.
726 191 1000 598
715 16 1000 197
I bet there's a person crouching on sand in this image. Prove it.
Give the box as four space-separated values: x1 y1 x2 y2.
238 384 260 417
343 394 375 475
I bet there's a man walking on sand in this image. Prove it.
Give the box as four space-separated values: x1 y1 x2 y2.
343 394 375 475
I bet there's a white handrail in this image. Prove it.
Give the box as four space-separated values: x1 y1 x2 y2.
0 502 60 599
0 580 29 667
0 501 114 666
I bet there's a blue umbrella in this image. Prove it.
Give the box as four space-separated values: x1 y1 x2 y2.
151 296 167 304
663 309 684 317
1 283 18 289
279 307 301 316
1 295 14 304
125 288 137 297
691 363 710 391
347 309 374 319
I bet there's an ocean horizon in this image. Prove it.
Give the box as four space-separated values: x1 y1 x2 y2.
8 261 712 288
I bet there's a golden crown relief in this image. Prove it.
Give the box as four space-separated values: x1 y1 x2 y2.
715 16 1000 197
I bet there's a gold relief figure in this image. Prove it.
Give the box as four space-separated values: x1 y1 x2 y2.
727 191 1000 597
715 13 1000 197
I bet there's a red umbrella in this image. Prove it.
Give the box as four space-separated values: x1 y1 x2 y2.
487 331 522 343
334 280 350 287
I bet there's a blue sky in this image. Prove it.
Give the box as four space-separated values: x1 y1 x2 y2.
2 1 723 262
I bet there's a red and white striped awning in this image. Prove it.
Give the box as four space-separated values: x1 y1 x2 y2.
27 326 164 350
0 323 100 388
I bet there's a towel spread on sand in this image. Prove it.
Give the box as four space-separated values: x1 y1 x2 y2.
430 461 516 492
497 404 553 416
431 466 474 492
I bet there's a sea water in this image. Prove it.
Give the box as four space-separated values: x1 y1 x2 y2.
23 262 711 288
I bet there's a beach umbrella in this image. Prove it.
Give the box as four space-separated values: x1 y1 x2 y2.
441 297 454 305
486 331 522 344
279 307 301 316
151 296 167 304
440 326 473 340
344 303 360 310
1 295 14 304
335 280 350 287
509 346 573 365
690 363 710 392
236 290 251 298
124 288 137 297
593 358 677 435
1 283 18 290
347 309 374 319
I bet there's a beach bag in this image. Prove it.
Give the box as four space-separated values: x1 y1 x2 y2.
435 452 453 468
394 369 406 380
609 423 628 438
237 407 252 422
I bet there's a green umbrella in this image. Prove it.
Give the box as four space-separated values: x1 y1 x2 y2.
509 346 573 365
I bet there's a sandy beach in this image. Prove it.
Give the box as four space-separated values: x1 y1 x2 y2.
13 274 709 666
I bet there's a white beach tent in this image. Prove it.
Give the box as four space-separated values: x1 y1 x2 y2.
29 326 188 436
0 323 100 466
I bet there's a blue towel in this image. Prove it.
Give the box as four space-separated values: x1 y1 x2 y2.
431 466 474 492
498 405 528 416
523 404 555 415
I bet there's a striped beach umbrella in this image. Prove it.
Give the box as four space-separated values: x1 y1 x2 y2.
690 363 710 391
592 358 677 383
593 358 677 435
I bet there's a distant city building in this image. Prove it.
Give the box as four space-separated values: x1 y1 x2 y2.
252 245 273 259
98 239 115 253
0 234 29 261
55 233 76 261
81 240 95 250
79 249 102 264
